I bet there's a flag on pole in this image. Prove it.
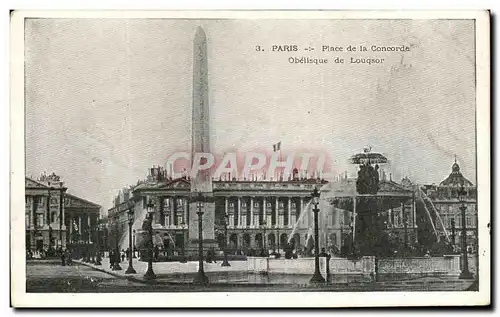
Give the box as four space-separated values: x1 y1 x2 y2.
273 142 281 152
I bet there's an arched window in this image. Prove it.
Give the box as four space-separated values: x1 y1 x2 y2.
229 233 238 249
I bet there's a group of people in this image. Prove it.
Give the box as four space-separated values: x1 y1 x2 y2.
26 247 73 265
60 248 73 266
205 248 217 263
26 249 44 260
109 248 131 268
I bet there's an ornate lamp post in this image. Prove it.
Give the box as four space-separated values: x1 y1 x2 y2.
221 213 230 266
404 220 409 249
132 229 137 258
451 218 456 247
340 218 344 253
180 221 187 263
48 225 53 255
90 222 96 264
144 199 156 280
310 187 325 283
262 220 267 255
83 228 90 262
125 200 137 274
193 193 208 285
95 223 102 265
458 185 473 279
349 222 354 256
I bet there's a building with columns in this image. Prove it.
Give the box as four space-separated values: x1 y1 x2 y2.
420 160 478 252
110 174 329 255
108 165 422 256
25 173 101 251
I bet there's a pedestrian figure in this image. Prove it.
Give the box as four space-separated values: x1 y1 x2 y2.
212 248 217 263
67 249 73 266
121 249 125 262
109 250 115 268
154 245 159 262
60 249 66 266
319 248 331 261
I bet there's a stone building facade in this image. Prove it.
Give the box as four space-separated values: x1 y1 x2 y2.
420 160 477 252
25 173 101 251
108 167 416 255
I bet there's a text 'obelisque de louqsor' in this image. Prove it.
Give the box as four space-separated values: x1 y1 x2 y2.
188 26 217 251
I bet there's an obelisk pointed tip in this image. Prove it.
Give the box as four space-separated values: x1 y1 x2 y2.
195 26 206 38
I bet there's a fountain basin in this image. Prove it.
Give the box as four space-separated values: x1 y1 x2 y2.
247 255 461 278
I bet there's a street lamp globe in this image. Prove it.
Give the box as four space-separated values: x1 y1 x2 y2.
193 192 208 285
127 205 134 223
147 200 155 214
457 184 473 280
311 187 320 205
143 199 156 280
197 193 204 212
309 186 325 284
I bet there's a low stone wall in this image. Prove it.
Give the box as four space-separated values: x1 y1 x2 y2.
247 257 328 279
329 256 375 276
248 255 462 278
377 255 461 276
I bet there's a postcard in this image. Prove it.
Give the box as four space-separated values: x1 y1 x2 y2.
10 10 490 307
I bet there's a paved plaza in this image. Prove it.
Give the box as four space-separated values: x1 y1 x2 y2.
78 257 248 281
26 259 477 293
54 257 476 292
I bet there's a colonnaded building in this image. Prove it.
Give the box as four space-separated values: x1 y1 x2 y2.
25 172 101 252
107 158 477 257
420 159 478 252
108 166 418 256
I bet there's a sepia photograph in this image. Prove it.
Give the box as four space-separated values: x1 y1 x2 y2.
10 10 490 307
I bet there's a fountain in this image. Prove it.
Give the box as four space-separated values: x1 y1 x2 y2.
287 201 312 247
321 149 415 257
245 148 463 284
116 206 176 253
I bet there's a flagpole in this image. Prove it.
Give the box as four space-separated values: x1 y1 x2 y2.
279 142 282 181
279 146 282 181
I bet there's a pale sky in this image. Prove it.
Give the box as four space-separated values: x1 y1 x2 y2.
25 18 476 210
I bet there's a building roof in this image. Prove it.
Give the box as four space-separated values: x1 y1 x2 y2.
64 193 101 209
26 176 100 209
439 160 473 187
25 177 51 189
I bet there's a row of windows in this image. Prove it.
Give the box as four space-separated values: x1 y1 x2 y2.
436 204 476 213
441 215 476 228
228 201 300 209
25 212 60 227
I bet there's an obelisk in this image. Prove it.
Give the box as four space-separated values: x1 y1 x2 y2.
189 26 217 253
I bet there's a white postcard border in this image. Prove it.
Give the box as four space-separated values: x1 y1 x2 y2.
10 10 491 307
